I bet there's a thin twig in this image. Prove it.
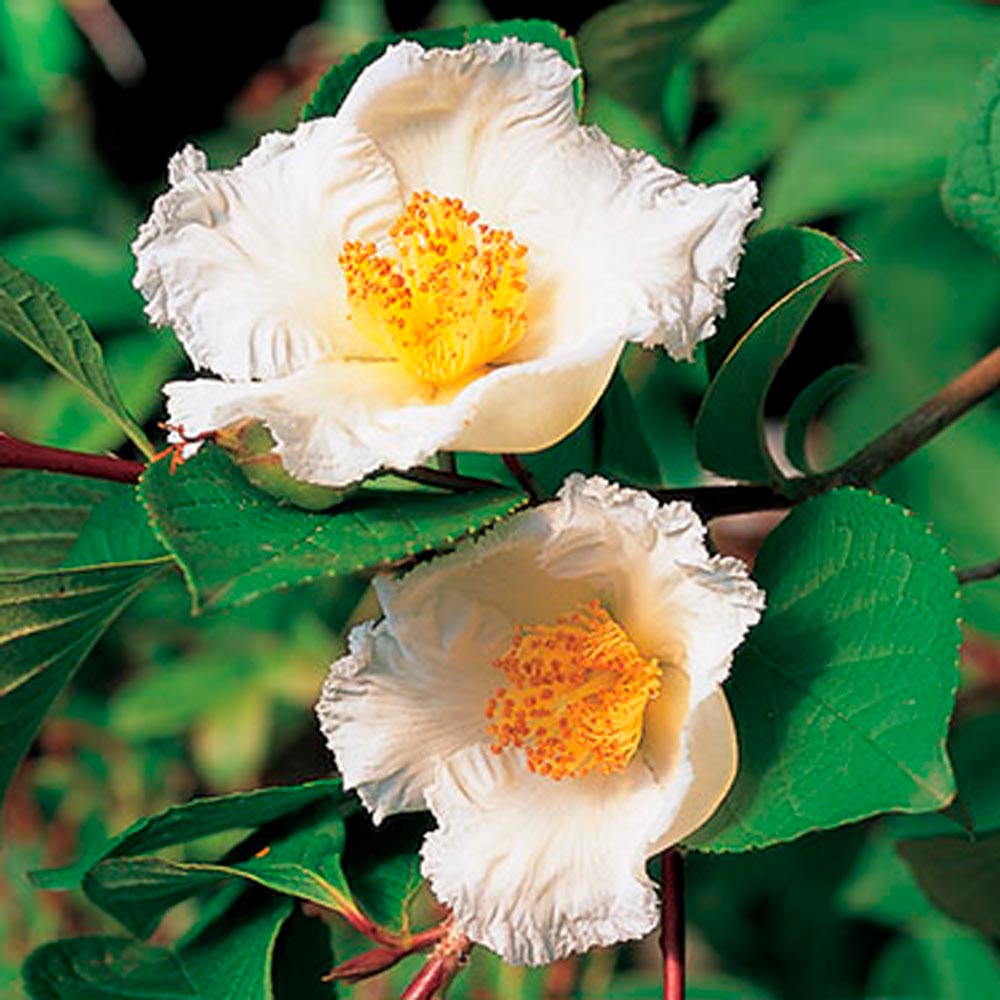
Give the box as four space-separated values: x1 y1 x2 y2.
648 483 792 519
400 925 471 1000
394 465 504 492
804 346 1000 495
660 850 685 1000
0 432 144 484
502 453 542 502
957 559 1000 585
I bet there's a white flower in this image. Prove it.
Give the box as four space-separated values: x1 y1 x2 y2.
316 475 765 965
133 39 758 488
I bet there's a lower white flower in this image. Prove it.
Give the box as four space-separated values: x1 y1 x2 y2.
316 475 765 965
133 38 758 488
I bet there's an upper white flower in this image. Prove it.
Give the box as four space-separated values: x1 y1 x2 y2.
316 475 765 965
133 38 759 488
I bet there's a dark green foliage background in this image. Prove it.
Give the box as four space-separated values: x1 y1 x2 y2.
2 1 1000 998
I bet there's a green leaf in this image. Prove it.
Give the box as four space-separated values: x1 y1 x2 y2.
592 363 662 485
0 471 118 573
303 19 581 122
577 1 727 116
270 903 334 1000
783 364 859 474
899 832 1000 941
695 227 859 483
0 558 171 804
689 489 960 852
845 712 1000 935
177 891 294 1000
341 812 431 934
22 937 195 1000
34 785 358 939
0 257 153 458
140 445 528 613
32 780 345 891
61 489 167 569
943 48 1000 260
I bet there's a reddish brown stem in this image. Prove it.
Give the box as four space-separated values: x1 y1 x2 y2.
323 926 447 984
400 925 471 1000
501 453 542 502
803 345 1000 495
957 559 1000 585
0 432 144 484
660 850 685 1000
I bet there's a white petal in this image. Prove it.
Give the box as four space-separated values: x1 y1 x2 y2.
316 590 508 823
517 132 760 360
337 38 580 225
644 686 739 852
421 746 670 966
341 38 758 360
164 338 620 487
546 476 766 705
133 120 403 381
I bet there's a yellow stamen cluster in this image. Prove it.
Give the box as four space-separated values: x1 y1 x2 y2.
485 600 662 781
339 190 529 390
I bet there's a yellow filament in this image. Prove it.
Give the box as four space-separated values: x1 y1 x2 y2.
485 600 662 781
339 191 529 390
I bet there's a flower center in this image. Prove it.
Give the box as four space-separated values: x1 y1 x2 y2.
339 191 529 390
485 600 662 781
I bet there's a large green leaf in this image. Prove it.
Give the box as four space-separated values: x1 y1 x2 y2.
79 808 351 938
61 488 167 569
34 784 359 939
842 711 1000 940
270 903 334 1000
33 780 345 891
943 48 1000 260
0 471 118 573
0 257 153 458
303 20 581 122
578 0 726 116
140 446 528 613
688 488 960 852
177 891 294 1000
22 938 195 1000
0 558 171 804
888 713 1000 937
341 812 431 934
694 227 859 483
